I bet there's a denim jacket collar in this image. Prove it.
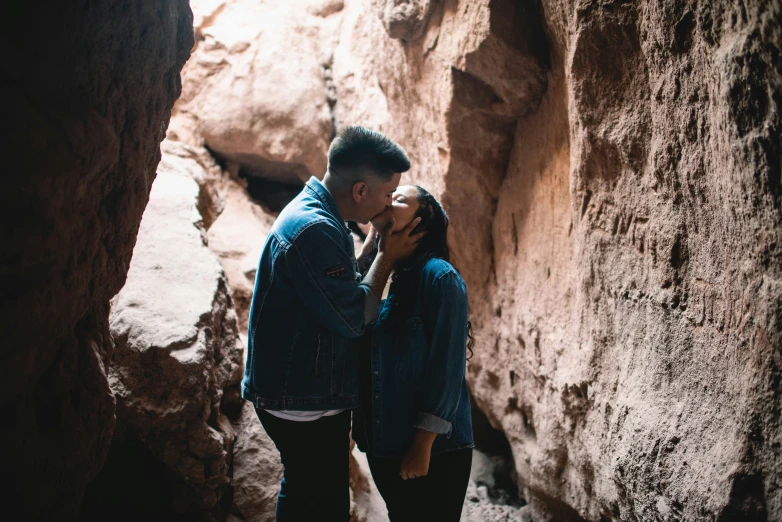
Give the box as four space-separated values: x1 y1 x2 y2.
305 177 346 226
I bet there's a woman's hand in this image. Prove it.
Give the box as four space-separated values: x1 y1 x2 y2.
359 225 379 258
399 429 437 480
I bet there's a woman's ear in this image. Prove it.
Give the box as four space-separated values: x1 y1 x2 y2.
352 181 367 202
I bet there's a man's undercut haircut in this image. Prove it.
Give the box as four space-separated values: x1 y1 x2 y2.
328 126 411 181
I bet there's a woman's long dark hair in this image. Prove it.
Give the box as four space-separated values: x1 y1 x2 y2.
386 186 474 358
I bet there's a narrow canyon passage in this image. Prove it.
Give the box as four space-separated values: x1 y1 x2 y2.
1 1 780 521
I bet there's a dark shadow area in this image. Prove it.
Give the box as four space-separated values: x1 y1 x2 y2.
239 169 304 213
347 221 367 240
80 440 201 522
470 393 523 506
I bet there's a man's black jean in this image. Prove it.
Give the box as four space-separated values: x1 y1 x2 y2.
255 408 351 522
367 447 473 522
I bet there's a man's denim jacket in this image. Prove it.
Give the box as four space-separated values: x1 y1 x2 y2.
242 177 378 411
353 257 474 458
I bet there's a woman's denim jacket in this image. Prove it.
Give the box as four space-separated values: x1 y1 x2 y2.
241 177 378 411
353 257 474 458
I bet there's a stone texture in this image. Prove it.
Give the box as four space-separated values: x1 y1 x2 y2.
0 1 192 518
136 0 780 520
109 164 244 512
330 0 782 520
228 402 283 522
205 163 277 334
349 445 388 522
375 0 439 42
462 449 526 522
169 0 346 182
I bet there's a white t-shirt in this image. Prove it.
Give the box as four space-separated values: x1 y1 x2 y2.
264 409 344 422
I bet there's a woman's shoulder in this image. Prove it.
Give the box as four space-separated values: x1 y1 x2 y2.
420 258 464 286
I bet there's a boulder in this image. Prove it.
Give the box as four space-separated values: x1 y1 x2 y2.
205 163 277 335
169 0 347 183
109 163 244 512
0 1 193 518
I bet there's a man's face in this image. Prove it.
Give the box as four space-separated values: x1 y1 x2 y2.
370 185 420 233
353 170 401 224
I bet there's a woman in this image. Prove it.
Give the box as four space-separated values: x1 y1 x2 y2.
353 185 474 522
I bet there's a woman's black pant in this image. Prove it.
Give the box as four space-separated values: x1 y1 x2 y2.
367 448 473 522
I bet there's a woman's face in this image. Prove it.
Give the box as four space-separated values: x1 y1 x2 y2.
370 185 420 233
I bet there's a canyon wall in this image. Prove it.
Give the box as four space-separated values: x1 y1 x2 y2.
176 0 781 520
0 1 193 518
331 1 781 520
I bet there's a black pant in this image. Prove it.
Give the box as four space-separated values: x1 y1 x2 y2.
367 448 473 522
255 409 351 522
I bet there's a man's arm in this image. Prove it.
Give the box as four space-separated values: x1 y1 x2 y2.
286 218 424 338
287 222 377 338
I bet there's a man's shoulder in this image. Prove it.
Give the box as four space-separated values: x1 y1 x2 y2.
273 192 340 244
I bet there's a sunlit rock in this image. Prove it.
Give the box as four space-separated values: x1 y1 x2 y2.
169 0 346 183
109 166 244 511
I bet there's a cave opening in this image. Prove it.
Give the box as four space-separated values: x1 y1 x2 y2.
239 169 305 214
470 393 524 508
80 440 205 522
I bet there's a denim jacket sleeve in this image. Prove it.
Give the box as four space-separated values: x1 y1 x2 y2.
413 270 469 435
286 221 379 339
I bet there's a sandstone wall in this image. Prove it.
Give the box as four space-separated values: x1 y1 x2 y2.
109 155 244 514
0 1 193 518
164 0 780 520
332 0 781 520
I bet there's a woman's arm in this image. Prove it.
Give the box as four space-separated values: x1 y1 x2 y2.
355 226 379 274
413 270 469 436
401 269 469 478
400 428 437 480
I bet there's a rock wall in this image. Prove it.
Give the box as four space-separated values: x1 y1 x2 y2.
109 152 244 514
332 0 782 520
166 0 780 520
0 1 193 518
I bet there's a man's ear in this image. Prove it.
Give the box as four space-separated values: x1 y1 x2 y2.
352 181 367 203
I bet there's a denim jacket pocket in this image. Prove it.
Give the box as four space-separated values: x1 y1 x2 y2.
394 317 426 381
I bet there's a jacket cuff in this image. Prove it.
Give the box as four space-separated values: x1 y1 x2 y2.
360 284 379 325
413 411 452 435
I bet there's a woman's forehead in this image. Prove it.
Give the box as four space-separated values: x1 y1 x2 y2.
394 185 418 197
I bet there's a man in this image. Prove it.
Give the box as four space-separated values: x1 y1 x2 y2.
242 126 422 521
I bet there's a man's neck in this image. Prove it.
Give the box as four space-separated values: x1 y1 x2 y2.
322 173 355 222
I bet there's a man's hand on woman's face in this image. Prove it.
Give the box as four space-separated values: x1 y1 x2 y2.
378 217 424 265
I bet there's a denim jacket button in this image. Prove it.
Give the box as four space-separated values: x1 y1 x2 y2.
373 370 379 375
375 395 380 399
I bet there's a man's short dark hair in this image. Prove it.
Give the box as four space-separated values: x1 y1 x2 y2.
327 126 411 180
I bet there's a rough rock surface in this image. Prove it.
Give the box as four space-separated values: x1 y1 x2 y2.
330 0 782 520
462 450 526 521
0 1 192 518
349 445 388 522
146 0 780 520
205 163 277 334
109 163 244 513
169 0 346 182
228 402 283 522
